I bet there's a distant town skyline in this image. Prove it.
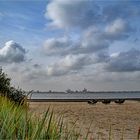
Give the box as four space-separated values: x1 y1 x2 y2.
0 0 140 91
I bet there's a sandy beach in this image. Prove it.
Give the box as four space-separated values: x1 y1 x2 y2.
29 101 140 140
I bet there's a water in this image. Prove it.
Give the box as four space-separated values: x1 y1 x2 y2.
30 92 140 100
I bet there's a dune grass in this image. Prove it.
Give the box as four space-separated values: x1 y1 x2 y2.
0 96 82 140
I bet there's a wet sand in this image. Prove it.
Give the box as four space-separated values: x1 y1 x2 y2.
29 101 140 140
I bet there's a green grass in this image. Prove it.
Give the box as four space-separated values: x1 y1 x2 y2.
0 96 81 140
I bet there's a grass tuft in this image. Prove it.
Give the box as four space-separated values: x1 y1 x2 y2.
0 96 81 140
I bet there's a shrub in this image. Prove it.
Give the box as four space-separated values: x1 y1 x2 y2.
0 67 25 104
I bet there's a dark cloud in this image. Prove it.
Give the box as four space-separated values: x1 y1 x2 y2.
0 40 26 63
33 64 41 68
106 49 140 72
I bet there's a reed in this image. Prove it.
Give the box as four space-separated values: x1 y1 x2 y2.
0 96 81 140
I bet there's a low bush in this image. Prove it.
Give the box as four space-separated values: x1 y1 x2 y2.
0 68 25 104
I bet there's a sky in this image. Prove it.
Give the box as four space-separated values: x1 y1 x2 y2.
0 0 140 91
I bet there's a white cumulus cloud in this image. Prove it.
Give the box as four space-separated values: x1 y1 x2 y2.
0 40 26 63
45 0 100 29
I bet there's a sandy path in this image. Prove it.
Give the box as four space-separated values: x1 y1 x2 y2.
29 101 140 140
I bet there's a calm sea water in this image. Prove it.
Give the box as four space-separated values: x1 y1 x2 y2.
30 92 140 100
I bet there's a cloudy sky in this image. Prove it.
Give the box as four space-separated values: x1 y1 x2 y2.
0 0 140 91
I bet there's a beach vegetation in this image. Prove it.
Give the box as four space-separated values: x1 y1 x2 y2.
0 96 82 139
0 67 25 104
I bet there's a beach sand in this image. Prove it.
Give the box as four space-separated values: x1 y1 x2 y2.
29 101 140 140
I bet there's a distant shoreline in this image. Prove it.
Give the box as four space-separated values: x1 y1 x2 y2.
28 99 140 102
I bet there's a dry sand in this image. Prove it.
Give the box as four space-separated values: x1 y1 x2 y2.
29 101 140 140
